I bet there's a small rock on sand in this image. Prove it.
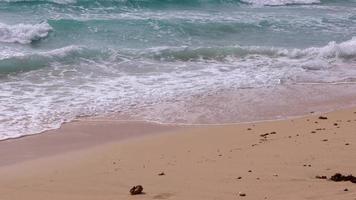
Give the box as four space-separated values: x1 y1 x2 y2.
239 192 246 197
318 116 328 120
315 175 327 179
260 133 269 137
130 185 144 195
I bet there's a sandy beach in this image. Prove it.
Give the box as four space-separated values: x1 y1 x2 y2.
0 108 355 200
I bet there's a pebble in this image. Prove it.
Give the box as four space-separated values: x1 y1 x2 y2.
315 175 327 179
239 192 246 197
130 185 144 195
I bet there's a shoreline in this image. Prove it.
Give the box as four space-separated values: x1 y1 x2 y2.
1 105 356 166
3 83 356 141
0 107 356 199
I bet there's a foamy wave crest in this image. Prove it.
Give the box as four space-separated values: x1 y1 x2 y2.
0 0 324 5
240 0 320 6
147 37 356 63
0 0 76 4
0 45 90 74
46 0 76 3
0 22 53 44
288 37 356 59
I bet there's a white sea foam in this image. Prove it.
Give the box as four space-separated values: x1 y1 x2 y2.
0 37 355 140
0 45 83 59
297 37 356 59
50 0 76 4
0 22 53 44
146 37 356 62
241 0 320 6
0 0 322 6
0 0 76 4
0 45 89 74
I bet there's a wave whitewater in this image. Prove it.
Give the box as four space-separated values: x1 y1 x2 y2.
147 37 356 62
0 37 355 75
0 45 95 74
241 0 320 5
0 36 355 76
0 22 52 44
0 0 325 6
0 0 76 4
1 37 355 140
0 0 355 141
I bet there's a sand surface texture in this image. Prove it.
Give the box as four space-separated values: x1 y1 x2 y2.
0 109 355 200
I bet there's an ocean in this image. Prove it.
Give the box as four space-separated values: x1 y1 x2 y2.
0 0 355 139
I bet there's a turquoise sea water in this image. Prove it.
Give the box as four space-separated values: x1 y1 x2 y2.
0 0 355 139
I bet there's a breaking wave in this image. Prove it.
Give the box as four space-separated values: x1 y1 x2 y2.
147 37 356 62
0 22 52 44
0 36 355 140
1 37 355 75
0 0 324 6
1 37 355 77
240 0 320 6
0 45 93 74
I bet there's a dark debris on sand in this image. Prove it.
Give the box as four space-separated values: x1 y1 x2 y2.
316 175 327 179
330 173 356 183
130 185 144 195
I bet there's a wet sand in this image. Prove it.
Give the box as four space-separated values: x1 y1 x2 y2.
0 108 355 199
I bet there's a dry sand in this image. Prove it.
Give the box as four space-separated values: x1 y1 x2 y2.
0 109 356 199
